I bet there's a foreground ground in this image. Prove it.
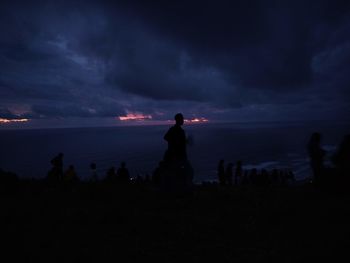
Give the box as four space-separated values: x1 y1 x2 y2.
1 181 350 262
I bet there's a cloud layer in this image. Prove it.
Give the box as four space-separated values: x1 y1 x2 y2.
1 0 350 126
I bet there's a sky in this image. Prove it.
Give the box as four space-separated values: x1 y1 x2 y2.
0 0 350 128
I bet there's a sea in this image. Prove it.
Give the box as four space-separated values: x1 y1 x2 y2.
1 121 349 183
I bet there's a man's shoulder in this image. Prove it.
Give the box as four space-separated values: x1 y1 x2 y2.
165 125 184 139
173 125 184 131
166 125 178 134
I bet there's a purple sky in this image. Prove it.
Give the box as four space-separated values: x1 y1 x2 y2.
1 0 350 128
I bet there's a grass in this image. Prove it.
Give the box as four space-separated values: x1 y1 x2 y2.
1 181 349 262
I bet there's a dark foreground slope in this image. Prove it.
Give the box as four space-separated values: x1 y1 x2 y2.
1 182 349 262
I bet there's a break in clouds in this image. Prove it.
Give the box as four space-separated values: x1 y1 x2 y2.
1 0 350 126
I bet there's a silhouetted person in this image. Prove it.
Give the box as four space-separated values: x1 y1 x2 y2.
63 165 79 183
117 162 130 183
235 161 243 185
90 163 98 182
225 163 233 185
332 134 350 181
152 161 164 185
217 159 225 185
160 113 194 194
164 113 187 162
307 132 326 185
106 166 117 182
47 153 64 182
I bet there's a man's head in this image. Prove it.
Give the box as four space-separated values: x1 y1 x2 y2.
175 113 184 126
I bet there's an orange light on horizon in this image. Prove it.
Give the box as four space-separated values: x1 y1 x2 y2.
118 112 152 121
0 118 29 124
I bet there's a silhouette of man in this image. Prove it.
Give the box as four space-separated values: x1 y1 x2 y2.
307 132 326 184
117 162 130 183
51 153 64 181
63 165 79 183
164 113 187 162
235 160 243 185
217 159 225 185
106 166 117 182
225 163 233 185
332 134 350 181
152 161 164 185
90 162 98 182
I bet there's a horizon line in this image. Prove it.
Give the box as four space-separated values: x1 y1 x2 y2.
1 118 349 131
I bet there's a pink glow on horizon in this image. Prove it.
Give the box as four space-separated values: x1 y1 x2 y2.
184 117 209 124
118 112 152 121
0 118 29 124
116 113 209 125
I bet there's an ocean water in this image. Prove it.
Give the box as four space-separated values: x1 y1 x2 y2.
1 121 349 183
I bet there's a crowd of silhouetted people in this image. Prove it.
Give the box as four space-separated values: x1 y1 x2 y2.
216 159 295 187
1 113 350 194
40 132 350 191
46 153 132 186
41 113 194 193
46 153 80 186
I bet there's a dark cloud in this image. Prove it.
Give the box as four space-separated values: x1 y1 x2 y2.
30 102 125 118
110 1 314 90
0 0 350 124
0 107 19 119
